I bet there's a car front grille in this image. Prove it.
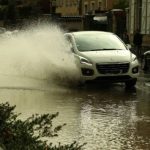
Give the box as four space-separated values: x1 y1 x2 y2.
96 63 130 74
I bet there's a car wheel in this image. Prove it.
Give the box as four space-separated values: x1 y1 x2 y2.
125 78 137 88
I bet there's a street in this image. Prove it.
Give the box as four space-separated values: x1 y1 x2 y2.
0 71 150 150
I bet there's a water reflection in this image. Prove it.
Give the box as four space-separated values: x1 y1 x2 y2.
0 81 150 150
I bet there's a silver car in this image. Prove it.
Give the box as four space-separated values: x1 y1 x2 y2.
65 31 139 87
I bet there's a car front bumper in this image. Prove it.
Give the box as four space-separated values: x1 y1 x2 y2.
79 61 139 83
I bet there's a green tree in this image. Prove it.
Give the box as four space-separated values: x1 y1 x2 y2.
0 102 85 150
113 0 129 9
0 0 8 5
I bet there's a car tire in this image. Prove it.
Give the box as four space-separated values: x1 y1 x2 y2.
125 78 137 88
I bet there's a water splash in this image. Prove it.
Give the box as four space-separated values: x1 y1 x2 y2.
0 23 80 88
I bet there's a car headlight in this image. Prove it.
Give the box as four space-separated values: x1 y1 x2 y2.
79 56 93 66
131 54 137 62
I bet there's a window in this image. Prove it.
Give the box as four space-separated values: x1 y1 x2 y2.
91 2 95 14
85 4 88 14
99 1 102 10
65 0 68 6
91 2 95 10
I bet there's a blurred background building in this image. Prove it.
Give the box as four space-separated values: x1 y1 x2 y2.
129 0 150 46
55 0 117 16
2 0 149 47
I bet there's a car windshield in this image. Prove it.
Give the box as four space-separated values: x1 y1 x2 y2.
74 32 127 52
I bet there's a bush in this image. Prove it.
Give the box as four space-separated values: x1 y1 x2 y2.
0 102 85 150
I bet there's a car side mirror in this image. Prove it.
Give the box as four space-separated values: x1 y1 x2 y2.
126 44 132 49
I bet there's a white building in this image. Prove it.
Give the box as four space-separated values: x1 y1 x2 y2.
129 0 150 45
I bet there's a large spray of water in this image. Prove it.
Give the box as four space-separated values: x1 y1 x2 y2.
0 23 80 88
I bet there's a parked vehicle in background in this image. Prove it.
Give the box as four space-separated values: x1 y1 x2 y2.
65 31 139 87
141 51 150 71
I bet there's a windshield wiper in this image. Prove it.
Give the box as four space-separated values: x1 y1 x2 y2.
102 48 123 50
90 49 103 51
89 48 123 51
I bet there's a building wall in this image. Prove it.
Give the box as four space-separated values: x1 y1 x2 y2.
56 0 79 16
81 0 117 15
129 0 150 34
82 0 99 15
141 0 150 35
106 0 117 10
129 0 150 46
55 0 119 32
55 0 117 16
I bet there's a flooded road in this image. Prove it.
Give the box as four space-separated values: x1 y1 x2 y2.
0 75 150 150
0 25 150 150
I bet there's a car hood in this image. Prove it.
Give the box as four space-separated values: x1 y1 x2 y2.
80 50 131 63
